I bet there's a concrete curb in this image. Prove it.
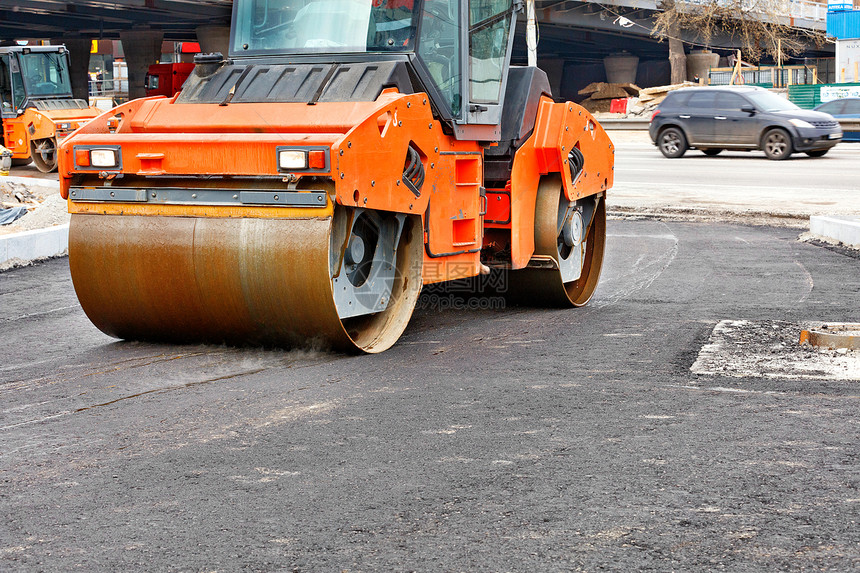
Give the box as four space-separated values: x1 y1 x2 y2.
1 175 60 191
0 224 69 271
598 118 651 130
809 215 860 248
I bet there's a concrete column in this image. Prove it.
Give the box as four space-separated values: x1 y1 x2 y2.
196 26 231 56
603 53 639 84
53 37 91 101
686 50 719 83
120 29 164 100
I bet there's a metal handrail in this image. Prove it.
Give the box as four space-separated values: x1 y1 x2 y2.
785 0 828 22
88 78 127 101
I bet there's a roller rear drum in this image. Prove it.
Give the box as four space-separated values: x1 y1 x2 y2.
69 207 423 353
507 175 606 307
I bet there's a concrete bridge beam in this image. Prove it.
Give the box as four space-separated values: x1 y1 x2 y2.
120 29 163 100
52 37 91 101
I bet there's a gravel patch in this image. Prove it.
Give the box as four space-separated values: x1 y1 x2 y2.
692 319 860 381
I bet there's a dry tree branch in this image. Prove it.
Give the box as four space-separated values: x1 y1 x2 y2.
652 0 827 62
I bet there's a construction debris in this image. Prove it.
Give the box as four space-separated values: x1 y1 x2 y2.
585 81 700 119
0 206 27 225
579 82 640 97
1 181 38 210
579 82 641 114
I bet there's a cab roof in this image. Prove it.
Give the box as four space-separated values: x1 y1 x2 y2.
0 45 67 55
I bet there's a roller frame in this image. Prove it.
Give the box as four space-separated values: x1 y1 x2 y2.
57 85 613 352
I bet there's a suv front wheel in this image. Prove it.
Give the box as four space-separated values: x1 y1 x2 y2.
658 127 688 158
762 128 792 160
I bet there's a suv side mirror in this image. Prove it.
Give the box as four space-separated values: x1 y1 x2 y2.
741 104 756 115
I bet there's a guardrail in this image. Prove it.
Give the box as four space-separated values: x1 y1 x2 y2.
786 0 829 22
599 118 652 130
605 0 828 28
841 118 860 131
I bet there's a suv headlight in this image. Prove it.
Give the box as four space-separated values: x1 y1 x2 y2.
789 118 814 129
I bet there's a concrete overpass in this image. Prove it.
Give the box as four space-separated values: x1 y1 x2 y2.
0 0 836 101
0 0 232 40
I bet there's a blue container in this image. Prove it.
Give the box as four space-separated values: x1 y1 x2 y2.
828 9 860 39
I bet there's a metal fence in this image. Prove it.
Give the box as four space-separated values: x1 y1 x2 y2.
708 65 819 87
88 78 128 104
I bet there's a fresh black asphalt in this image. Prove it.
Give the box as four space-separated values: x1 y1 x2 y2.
1 220 859 571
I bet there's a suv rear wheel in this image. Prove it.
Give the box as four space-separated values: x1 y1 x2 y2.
701 148 723 156
658 127 687 158
762 128 792 160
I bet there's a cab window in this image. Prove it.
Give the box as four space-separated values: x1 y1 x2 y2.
8 56 25 110
0 55 13 114
469 0 511 104
418 0 461 117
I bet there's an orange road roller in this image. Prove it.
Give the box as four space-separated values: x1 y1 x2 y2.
59 0 614 353
1 45 101 173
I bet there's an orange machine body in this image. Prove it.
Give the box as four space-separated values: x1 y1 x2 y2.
60 89 612 285
0 44 101 169
4 105 100 161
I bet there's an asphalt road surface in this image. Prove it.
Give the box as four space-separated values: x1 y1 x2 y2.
609 133 860 220
2 219 859 571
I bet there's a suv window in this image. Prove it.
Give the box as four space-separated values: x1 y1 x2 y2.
843 99 860 114
687 91 716 109
715 92 747 111
817 100 844 114
662 91 690 108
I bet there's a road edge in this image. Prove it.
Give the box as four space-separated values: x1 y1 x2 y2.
0 224 69 271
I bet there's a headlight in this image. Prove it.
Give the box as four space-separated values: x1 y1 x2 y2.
90 148 119 168
279 150 307 170
59 123 71 130
789 118 814 129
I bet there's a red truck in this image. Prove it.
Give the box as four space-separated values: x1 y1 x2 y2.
144 62 195 98
144 41 200 98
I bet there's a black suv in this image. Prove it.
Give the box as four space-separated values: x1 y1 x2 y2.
649 86 843 160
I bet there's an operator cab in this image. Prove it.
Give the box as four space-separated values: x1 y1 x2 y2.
228 0 520 140
0 46 75 117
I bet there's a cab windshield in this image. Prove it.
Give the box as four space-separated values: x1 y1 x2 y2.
20 52 72 97
233 0 420 54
